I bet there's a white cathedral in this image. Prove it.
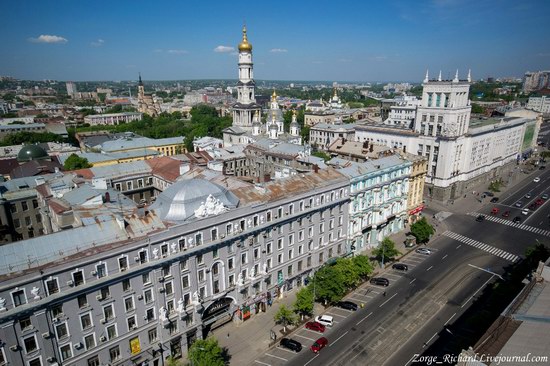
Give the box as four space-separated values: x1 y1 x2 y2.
223 26 302 146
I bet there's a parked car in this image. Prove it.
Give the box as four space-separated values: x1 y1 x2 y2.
280 338 302 352
310 337 328 353
539 165 545 170
416 248 432 255
490 197 499 203
522 208 529 215
491 208 499 215
525 193 532 199
315 315 334 327
528 203 537 210
336 301 358 311
484 191 495 197
370 277 390 287
536 198 544 206
542 194 549 200
534 177 541 183
515 201 523 207
513 216 522 223
305 321 326 333
476 214 486 222
502 210 511 218
392 263 408 271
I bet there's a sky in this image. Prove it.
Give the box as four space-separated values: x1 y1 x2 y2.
2 0 550 82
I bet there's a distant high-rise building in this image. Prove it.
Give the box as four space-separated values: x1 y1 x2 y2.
522 70 550 93
65 81 76 95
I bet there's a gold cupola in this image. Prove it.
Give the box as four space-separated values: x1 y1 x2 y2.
238 25 253 52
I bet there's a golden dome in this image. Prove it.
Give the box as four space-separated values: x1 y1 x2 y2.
238 25 253 52
271 90 277 101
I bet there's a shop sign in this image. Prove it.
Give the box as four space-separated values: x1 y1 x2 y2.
130 337 141 355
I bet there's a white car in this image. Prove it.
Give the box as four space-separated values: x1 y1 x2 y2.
522 208 529 215
315 315 334 327
416 248 432 255
534 177 541 183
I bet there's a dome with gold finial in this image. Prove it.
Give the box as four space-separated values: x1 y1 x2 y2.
238 25 253 52
271 90 277 101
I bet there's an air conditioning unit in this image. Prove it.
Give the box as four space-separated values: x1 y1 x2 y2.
74 342 83 350
9 345 19 352
52 317 60 324
91 270 97 276
67 280 74 287
100 335 107 342
42 332 51 339
96 294 103 301
137 294 143 300
143 315 148 321
159 288 165 293
100 319 107 325
158 277 165 283
134 256 140 262
46 357 56 363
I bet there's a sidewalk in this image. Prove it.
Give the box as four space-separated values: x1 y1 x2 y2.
212 289 302 366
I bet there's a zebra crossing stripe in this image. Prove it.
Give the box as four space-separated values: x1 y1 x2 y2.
442 230 518 263
468 212 550 238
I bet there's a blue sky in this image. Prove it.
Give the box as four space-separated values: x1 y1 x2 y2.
2 0 550 82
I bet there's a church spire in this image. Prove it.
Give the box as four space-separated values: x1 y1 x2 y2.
467 69 472 83
424 69 429 83
138 72 143 85
453 69 459 82
438 70 442 81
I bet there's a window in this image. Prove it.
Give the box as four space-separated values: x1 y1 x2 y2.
32 199 38 209
138 250 148 264
298 260 303 271
60 344 72 361
78 294 88 308
127 316 137 330
96 263 107 278
181 274 190 289
28 359 41 366
161 243 168 257
212 262 220 275
226 223 233 235
180 258 188 271
288 234 294 246
22 201 28 211
100 287 110 300
23 335 38 353
178 238 186 251
211 228 218 241
142 272 151 284
109 345 121 361
266 243 272 254
144 289 153 303
19 316 32 331
213 248 219 259
198 269 205 282
266 211 272 222
165 281 174 295
118 257 128 271
124 297 134 312
84 334 96 350
12 289 26 307
162 265 171 277
80 313 93 330
13 218 20 228
241 252 247 264
25 216 31 226
277 238 283 250
148 328 158 343
146 308 155 321
107 324 117 340
87 355 99 366
288 249 293 260
287 265 293 276
103 304 114 321
73 270 84 286
168 321 178 335
228 274 235 287
45 278 59 295
123 278 131 292
278 253 283 264
197 254 204 265
195 232 203 245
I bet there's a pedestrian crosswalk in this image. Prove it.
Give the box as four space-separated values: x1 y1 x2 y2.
468 212 550 237
443 230 520 263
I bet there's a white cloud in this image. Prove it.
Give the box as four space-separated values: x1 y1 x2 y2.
28 34 68 44
167 49 188 54
90 39 105 47
214 45 235 53
270 48 288 53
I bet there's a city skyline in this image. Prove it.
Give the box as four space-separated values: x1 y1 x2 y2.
2 0 550 82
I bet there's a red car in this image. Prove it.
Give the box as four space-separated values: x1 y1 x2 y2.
310 337 328 353
491 207 499 214
536 198 544 206
502 210 511 218
305 321 326 333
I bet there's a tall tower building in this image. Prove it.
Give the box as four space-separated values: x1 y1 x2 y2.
232 26 262 131
137 73 161 117
66 81 77 95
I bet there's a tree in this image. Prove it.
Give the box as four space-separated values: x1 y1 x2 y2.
63 154 92 170
312 265 347 304
352 255 374 280
410 217 435 244
166 356 184 366
333 258 360 289
188 338 225 366
312 151 331 161
293 286 314 320
471 103 485 114
274 304 296 332
300 126 310 143
372 237 401 265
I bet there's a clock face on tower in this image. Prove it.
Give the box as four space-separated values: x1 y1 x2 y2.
443 122 458 136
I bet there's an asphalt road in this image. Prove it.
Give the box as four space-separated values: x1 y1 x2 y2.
252 165 550 366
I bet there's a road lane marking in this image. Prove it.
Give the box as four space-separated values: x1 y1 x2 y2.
254 361 271 366
326 312 347 318
379 293 397 307
443 231 519 263
304 354 319 366
426 265 433 271
444 312 456 326
423 332 438 347
356 311 373 325
405 353 417 366
461 275 495 308
467 212 550 237
456 244 462 249
265 353 287 361
294 334 316 341
442 254 448 260
330 331 349 347
409 278 416 284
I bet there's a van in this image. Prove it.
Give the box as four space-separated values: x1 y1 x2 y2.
314 315 334 327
